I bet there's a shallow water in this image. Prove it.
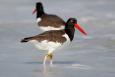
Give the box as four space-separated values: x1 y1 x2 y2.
0 0 115 77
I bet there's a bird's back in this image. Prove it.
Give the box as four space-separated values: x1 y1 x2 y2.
38 14 65 28
21 30 67 44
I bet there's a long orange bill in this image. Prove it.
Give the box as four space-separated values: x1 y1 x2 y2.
32 8 37 14
74 23 87 35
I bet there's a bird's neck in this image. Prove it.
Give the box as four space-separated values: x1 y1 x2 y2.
65 24 75 41
36 9 45 18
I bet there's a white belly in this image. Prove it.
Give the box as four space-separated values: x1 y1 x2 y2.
39 26 64 31
29 40 62 51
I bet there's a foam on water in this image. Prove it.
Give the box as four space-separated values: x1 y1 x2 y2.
71 64 92 70
50 63 92 70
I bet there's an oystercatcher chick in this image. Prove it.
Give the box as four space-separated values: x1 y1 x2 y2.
32 2 65 31
21 18 87 65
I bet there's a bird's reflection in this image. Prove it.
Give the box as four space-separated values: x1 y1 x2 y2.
32 64 54 77
43 64 53 74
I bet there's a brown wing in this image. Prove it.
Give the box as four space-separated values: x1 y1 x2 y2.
30 30 67 43
38 14 65 27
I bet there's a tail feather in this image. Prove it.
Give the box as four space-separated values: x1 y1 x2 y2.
21 37 32 43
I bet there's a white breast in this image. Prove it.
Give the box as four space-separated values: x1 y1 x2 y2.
62 33 71 45
36 18 42 23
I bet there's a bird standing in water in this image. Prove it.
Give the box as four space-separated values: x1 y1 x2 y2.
21 18 87 65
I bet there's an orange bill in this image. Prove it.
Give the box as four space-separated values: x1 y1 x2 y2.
74 23 87 35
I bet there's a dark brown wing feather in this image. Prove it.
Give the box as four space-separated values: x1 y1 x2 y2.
38 14 65 28
21 30 67 43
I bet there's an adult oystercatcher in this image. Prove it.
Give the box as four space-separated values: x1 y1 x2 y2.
33 2 65 31
21 18 87 65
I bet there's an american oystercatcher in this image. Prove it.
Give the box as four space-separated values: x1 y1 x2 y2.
32 2 65 31
21 18 87 65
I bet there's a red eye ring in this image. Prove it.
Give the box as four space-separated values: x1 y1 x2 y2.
70 20 73 23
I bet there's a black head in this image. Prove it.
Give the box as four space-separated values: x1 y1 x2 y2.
36 2 43 11
35 2 45 18
65 18 87 38
65 18 77 29
65 18 77 41
67 18 77 26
